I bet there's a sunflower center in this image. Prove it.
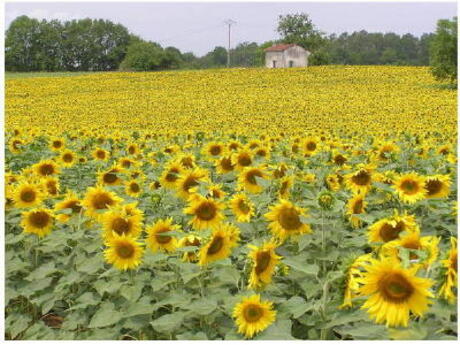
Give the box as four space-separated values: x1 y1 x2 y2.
229 143 239 151
52 141 62 148
379 221 404 242
425 180 442 196
246 170 263 185
39 164 55 175
280 181 289 195
122 160 131 168
65 200 82 213
207 235 224 255
195 202 217 221
379 273 414 303
155 227 172 244
103 173 118 184
451 255 457 272
256 149 267 157
166 169 180 182
128 146 136 154
29 211 50 228
116 244 135 259
238 154 252 167
130 183 140 193
278 207 302 230
238 199 250 214
400 180 419 195
47 181 58 195
306 142 317 151
183 176 199 192
255 251 271 274
96 150 106 159
243 304 263 323
292 144 299 153
221 157 234 171
92 193 115 210
112 218 131 235
334 154 347 165
181 157 194 168
63 154 73 162
210 145 222 156
351 170 371 186
21 189 36 203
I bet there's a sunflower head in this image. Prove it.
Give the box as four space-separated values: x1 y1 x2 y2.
393 172 427 204
230 193 255 223
33 159 60 177
21 208 55 238
146 218 180 253
368 212 418 244
238 166 268 194
92 148 110 161
198 223 239 266
60 150 76 167
54 191 82 223
13 182 45 208
248 241 281 290
82 185 123 220
104 234 144 271
424 175 451 199
184 194 225 230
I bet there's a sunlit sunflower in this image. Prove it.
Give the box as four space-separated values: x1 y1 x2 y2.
159 161 185 189
393 172 427 204
82 185 123 220
146 218 180 253
272 163 289 179
248 240 282 290
232 149 253 171
254 146 270 160
8 137 24 153
177 153 196 169
359 257 434 327
104 234 144 270
13 182 45 208
198 223 239 265
424 175 451 199
325 174 341 191
346 193 367 229
21 208 55 238
175 167 209 199
207 184 226 199
98 166 123 186
215 156 236 174
228 140 242 152
230 193 255 223
203 141 227 159
102 204 143 241
339 253 373 309
331 151 348 166
92 147 110 161
179 234 202 262
60 150 76 168
126 142 140 156
238 166 269 194
265 199 312 242
345 165 374 195
278 175 294 199
375 141 399 161
232 294 276 339
439 237 457 303
49 137 65 152
125 179 142 197
302 137 320 156
368 211 418 244
41 176 60 198
184 194 225 230
117 157 138 171
33 159 60 177
54 191 82 223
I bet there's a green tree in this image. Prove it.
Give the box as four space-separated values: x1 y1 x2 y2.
119 40 164 71
430 17 457 82
276 13 325 53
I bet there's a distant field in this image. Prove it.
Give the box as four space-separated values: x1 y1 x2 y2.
5 71 93 80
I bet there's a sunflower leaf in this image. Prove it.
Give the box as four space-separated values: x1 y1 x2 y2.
88 302 122 328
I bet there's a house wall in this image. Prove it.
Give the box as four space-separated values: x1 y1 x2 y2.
265 46 310 68
265 51 285 68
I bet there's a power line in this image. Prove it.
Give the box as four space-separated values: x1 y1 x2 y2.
224 19 236 67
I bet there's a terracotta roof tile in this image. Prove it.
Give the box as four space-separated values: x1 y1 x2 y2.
264 43 298 52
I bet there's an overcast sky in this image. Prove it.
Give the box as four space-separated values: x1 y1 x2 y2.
5 2 457 56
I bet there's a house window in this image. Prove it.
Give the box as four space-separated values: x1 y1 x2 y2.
289 60 294 67
272 60 277 68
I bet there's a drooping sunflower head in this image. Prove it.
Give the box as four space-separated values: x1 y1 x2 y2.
248 241 281 290
232 294 276 339
184 194 225 230
278 175 294 199
207 184 226 199
359 257 434 327
13 182 45 208
424 175 451 199
146 218 180 253
272 163 289 179
42 176 60 197
21 208 55 238
265 199 312 242
177 153 196 169
33 159 60 177
393 172 427 204
346 193 367 228
238 166 268 194
230 193 255 223
104 234 144 271
82 185 123 220
98 166 123 186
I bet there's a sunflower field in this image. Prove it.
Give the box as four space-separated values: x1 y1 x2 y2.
4 66 458 340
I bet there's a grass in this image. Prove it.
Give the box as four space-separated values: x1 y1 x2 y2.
5 71 93 81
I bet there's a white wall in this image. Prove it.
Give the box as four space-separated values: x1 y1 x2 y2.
265 46 309 68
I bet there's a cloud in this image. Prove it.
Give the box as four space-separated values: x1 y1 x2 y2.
5 8 81 26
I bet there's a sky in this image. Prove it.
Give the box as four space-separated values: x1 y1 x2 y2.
5 1 458 56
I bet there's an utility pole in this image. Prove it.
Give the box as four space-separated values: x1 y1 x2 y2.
224 19 236 68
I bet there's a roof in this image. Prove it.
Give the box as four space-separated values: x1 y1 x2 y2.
264 43 299 52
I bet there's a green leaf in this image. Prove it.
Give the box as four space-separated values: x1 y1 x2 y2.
388 325 428 340
185 298 218 315
150 313 185 333
6 313 32 339
176 331 208 340
280 296 312 318
88 302 122 328
256 320 294 340
25 262 56 281
337 323 388 339
283 257 318 276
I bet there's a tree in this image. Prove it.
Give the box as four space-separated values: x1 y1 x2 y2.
119 41 164 71
276 13 325 53
430 17 457 82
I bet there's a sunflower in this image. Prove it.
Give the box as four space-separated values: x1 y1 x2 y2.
82 185 123 220
102 204 143 241
13 182 45 208
98 166 123 186
424 175 451 199
232 294 276 339
203 141 226 159
33 159 60 177
215 156 236 174
175 167 209 199
247 241 281 290
346 193 367 229
331 151 348 166
238 166 269 194
146 218 180 253
60 150 76 168
375 141 399 161
42 176 60 197
104 234 144 271
21 208 55 238
179 234 202 262
159 161 184 189
278 176 294 199
177 153 196 169
302 137 320 156
198 223 239 265
54 191 82 223
117 157 137 171
265 199 312 242
359 257 434 327
345 165 374 195
126 142 140 156
184 194 225 230
92 148 110 161
232 149 253 171
254 146 270 160
230 193 255 222
439 237 457 303
325 174 341 191
228 140 242 152
272 163 289 179
125 179 142 197
339 253 373 309
368 212 418 244
393 172 427 204
49 137 65 151
8 137 24 153
207 184 226 199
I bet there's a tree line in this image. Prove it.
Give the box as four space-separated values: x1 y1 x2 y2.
5 14 457 82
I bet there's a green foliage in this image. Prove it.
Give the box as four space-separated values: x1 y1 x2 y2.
277 13 326 52
119 41 164 71
430 17 457 82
